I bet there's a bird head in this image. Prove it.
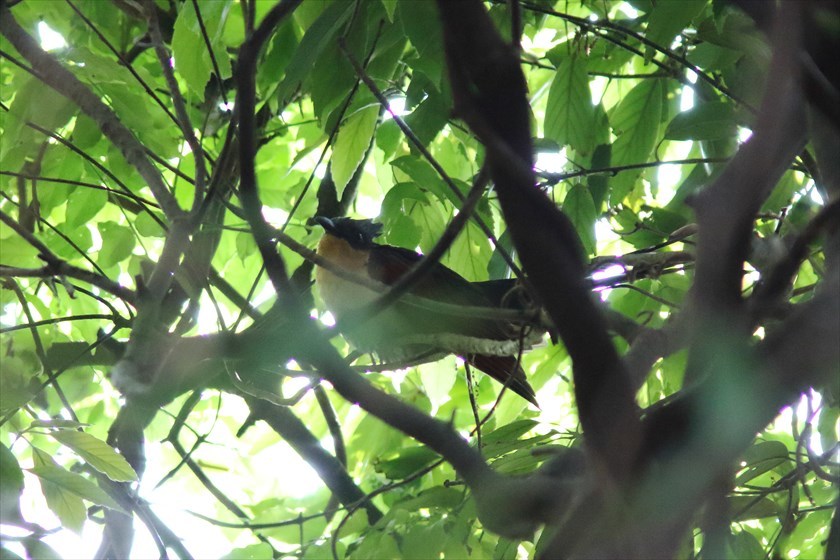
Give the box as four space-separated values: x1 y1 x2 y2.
314 216 383 250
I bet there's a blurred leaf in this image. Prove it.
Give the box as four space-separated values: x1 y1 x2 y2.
49 429 137 482
735 440 790 486
610 79 663 203
728 496 780 521
22 539 62 560
221 543 274 560
482 420 537 446
664 101 738 141
65 187 107 228
332 106 379 194
276 1 353 105
396 487 462 511
494 538 519 560
563 184 597 255
376 446 438 480
0 442 24 525
420 357 456 408
644 0 707 61
404 91 449 148
544 56 594 155
171 0 232 94
0 76 74 171
399 0 444 86
391 155 452 206
448 222 491 282
28 465 125 513
725 529 766 558
97 222 135 268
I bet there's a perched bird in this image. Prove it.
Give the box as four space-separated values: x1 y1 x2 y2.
313 216 543 406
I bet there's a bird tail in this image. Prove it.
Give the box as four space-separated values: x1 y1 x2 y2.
467 354 538 407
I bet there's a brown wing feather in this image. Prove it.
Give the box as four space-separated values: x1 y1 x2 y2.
367 245 516 340
365 243 538 406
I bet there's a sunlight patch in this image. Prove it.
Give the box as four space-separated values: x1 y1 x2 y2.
38 22 67 51
535 150 566 174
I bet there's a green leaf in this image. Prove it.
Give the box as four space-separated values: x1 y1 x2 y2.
42 226 93 260
725 529 767 559
420 356 457 407
171 0 233 94
404 91 449 147
544 56 594 154
49 430 137 482
65 187 108 228
447 222 491 282
644 0 707 61
0 76 74 171
494 538 519 560
482 419 537 446
0 443 24 525
399 0 444 86
97 222 136 268
390 155 453 206
563 184 597 255
276 1 353 105
761 170 800 213
22 539 62 560
396 487 462 510
382 0 397 21
484 434 554 461
387 214 422 251
0 546 24 560
0 235 39 267
221 543 274 560
728 496 780 521
664 101 738 141
258 20 298 95
135 212 166 238
28 419 87 430
72 114 102 150
735 440 789 485
28 465 125 513
610 79 663 203
331 106 379 194
376 446 438 480
401 522 447 559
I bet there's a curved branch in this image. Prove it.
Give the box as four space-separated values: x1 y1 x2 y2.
436 0 642 481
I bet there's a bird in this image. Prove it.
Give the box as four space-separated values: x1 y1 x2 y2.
313 216 543 406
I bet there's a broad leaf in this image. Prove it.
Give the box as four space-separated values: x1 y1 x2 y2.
665 101 738 141
0 442 24 525
28 465 125 513
544 56 594 155
331 106 379 194
563 184 598 256
171 0 233 94
610 79 663 203
49 429 137 482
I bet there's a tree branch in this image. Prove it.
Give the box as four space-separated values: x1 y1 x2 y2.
0 2 184 221
435 0 642 482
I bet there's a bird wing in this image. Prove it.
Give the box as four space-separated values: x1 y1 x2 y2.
366 243 539 406
366 244 518 341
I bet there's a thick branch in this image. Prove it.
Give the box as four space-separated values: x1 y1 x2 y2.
436 0 641 481
245 397 382 524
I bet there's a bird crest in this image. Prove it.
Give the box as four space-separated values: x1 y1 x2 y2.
314 216 383 250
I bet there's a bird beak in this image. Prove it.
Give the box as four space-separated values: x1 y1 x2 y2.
313 216 336 233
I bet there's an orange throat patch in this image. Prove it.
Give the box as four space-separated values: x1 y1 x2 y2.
315 235 376 316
